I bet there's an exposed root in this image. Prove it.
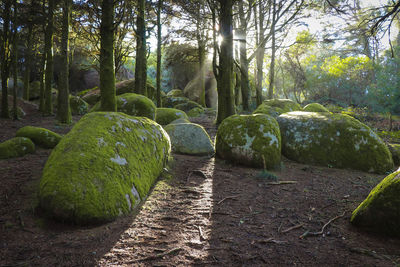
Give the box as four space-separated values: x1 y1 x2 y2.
217 195 240 205
281 223 304 234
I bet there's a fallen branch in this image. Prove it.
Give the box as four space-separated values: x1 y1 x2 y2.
134 247 183 262
281 223 304 234
266 181 297 185
197 225 206 241
217 195 240 205
300 211 346 239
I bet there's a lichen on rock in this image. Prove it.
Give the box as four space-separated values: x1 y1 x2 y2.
16 126 62 149
215 114 281 169
174 100 203 113
162 96 190 108
303 103 330 112
164 122 214 155
38 112 171 224
0 137 35 159
156 108 189 125
277 111 393 174
350 169 400 237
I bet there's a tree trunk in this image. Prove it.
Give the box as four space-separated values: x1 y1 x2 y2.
254 1 264 106
12 0 18 120
234 43 241 106
216 0 235 124
23 1 35 101
99 0 116 111
238 1 250 111
198 41 206 107
268 0 276 100
44 0 54 115
39 54 46 112
57 0 72 123
156 0 162 107
134 0 147 96
1 0 11 119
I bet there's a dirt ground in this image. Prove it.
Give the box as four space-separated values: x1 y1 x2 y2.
1 101 400 266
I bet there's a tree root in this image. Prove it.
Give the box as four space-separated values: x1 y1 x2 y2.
300 211 346 239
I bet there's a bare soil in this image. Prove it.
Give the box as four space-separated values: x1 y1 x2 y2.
1 103 400 266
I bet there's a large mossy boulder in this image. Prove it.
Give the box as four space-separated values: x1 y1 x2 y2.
303 103 330 112
156 108 188 125
263 99 302 113
163 96 190 108
253 103 282 118
164 123 214 155
38 112 171 224
91 93 156 120
70 96 89 115
388 144 400 165
174 100 203 113
350 169 400 237
187 107 205 117
216 114 281 169
0 137 35 159
16 126 62 149
277 112 393 173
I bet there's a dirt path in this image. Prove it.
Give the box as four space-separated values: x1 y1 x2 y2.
1 110 400 266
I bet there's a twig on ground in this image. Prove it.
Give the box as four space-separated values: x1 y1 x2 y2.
257 237 288 244
281 223 304 234
300 211 346 239
134 247 183 262
197 225 206 241
217 195 240 205
266 181 297 185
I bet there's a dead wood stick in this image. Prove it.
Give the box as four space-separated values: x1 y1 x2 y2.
217 195 239 205
134 247 183 262
266 181 297 185
300 211 346 239
197 225 206 241
281 223 304 233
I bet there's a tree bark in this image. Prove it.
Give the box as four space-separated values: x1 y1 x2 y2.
57 0 72 123
134 0 147 96
39 54 45 112
1 0 12 118
12 0 18 120
156 0 162 107
238 1 250 111
216 0 235 124
23 1 35 101
44 0 54 115
254 1 264 106
99 0 116 111
268 0 277 100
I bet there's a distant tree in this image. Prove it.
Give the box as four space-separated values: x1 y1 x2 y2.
12 0 18 120
23 0 36 101
1 0 12 119
134 0 147 96
44 0 55 115
156 0 163 107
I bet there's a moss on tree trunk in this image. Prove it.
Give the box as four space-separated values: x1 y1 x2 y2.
134 0 147 96
44 0 54 115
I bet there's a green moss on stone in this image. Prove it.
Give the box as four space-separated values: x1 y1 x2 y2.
167 89 184 97
350 169 400 237
16 126 62 149
216 114 281 169
388 143 400 165
174 101 202 112
303 103 330 112
38 112 171 225
156 108 188 125
163 96 190 108
168 118 190 125
0 137 35 159
253 103 283 118
277 111 393 174
70 96 89 115
187 107 205 117
263 99 302 113
91 93 156 120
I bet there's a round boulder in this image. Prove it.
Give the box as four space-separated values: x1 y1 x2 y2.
16 126 62 149
156 108 188 125
163 96 190 108
187 107 205 117
351 169 400 237
164 122 214 155
303 103 330 112
388 144 400 166
216 114 281 169
263 99 302 113
174 100 203 112
0 137 35 159
277 111 393 173
253 103 282 118
70 96 89 115
38 112 171 224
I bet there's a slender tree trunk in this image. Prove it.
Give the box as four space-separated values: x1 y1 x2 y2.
44 0 54 115
99 0 116 111
198 41 206 107
234 43 241 106
1 0 11 118
216 0 235 124
268 0 276 100
156 0 162 107
23 24 33 101
39 54 46 112
12 0 18 120
134 0 147 96
238 1 250 111
57 0 72 123
255 1 264 106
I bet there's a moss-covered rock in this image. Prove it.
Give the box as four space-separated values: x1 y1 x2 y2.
0 137 35 159
253 103 283 118
38 112 171 224
81 87 100 106
388 144 400 166
174 100 203 112
29 81 41 100
167 89 184 97
277 112 393 173
91 93 156 120
168 118 190 125
263 99 302 113
350 169 400 237
187 107 205 117
70 96 89 115
156 108 188 125
16 126 62 149
303 103 330 112
216 114 281 169
164 123 214 155
163 96 190 108
9 106 26 119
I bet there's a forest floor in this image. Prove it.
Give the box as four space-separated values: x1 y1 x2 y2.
1 100 400 266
